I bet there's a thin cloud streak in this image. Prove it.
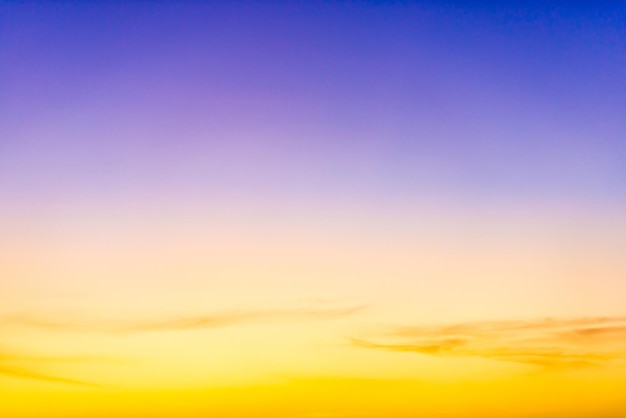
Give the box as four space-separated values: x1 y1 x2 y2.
564 325 626 339
0 352 99 387
5 306 366 334
0 365 98 387
352 316 626 371
122 306 365 332
393 317 626 339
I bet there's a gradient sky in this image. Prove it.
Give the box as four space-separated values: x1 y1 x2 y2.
1 1 626 417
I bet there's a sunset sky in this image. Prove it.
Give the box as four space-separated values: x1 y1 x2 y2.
1 1 626 417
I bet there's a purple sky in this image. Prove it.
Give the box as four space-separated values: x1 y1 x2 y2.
1 1 625 211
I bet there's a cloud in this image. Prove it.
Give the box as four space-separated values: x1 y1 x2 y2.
5 306 365 334
0 365 97 387
351 338 467 355
0 351 98 387
351 316 626 371
393 317 626 339
0 305 363 386
562 325 626 340
121 306 364 332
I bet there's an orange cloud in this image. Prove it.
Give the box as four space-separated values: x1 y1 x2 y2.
352 316 626 371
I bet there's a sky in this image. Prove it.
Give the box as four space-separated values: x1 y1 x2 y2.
1 1 625 417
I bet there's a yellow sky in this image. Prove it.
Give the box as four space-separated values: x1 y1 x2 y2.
2 204 626 417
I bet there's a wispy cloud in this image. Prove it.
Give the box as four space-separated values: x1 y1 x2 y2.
351 316 626 371
0 351 99 387
120 306 364 333
562 325 626 340
0 305 363 386
351 338 467 355
5 306 365 334
392 317 626 339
